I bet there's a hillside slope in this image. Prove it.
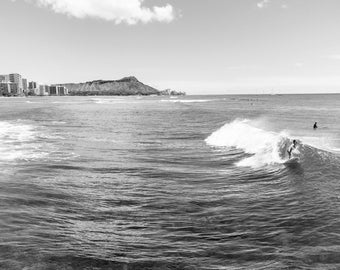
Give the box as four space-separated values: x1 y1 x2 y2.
61 76 161 96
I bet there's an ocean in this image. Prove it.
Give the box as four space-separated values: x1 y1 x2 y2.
0 94 339 270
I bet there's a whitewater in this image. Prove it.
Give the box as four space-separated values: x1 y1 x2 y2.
0 94 339 270
205 119 292 167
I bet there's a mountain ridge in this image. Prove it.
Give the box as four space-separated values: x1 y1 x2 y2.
59 76 185 96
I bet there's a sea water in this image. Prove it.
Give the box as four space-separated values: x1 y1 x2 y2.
0 94 339 269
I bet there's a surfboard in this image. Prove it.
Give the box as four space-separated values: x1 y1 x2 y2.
284 157 299 164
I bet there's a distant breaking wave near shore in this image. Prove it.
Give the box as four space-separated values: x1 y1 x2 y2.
0 121 45 162
0 120 74 164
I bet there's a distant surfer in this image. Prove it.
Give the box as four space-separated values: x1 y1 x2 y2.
313 122 318 129
287 140 297 159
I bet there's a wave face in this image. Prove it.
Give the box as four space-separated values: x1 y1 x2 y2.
205 119 291 167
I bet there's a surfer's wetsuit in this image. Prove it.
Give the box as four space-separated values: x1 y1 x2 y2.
287 141 297 159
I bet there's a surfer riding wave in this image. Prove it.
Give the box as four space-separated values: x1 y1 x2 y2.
205 119 335 168
287 139 298 159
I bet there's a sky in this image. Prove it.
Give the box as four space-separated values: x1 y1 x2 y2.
1 0 340 94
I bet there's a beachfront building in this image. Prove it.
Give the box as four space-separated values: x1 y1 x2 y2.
1 73 69 96
9 73 23 94
49 85 68 96
0 82 19 95
1 74 22 95
28 81 39 95
0 82 11 95
9 83 18 94
49 85 58 95
22 78 28 93
58 86 68 96
0 74 10 82
45 85 50 95
29 81 37 89
39 85 50 96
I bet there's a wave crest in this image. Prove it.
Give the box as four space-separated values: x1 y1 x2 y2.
205 119 291 167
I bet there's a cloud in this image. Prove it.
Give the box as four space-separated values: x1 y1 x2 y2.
295 62 304 68
257 0 271 9
256 0 288 9
327 54 340 60
13 0 175 24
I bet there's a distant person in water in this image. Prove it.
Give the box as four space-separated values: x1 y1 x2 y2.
313 122 318 129
287 140 297 159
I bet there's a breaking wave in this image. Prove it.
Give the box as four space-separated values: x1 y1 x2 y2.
205 119 295 168
0 121 48 162
91 98 126 104
160 99 215 103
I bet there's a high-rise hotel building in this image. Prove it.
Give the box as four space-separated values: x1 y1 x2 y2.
9 73 23 94
0 74 10 82
28 81 39 95
22 78 28 92
1 73 69 96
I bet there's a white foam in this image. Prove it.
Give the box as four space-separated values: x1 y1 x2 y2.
205 119 288 168
0 121 35 142
51 101 80 104
91 98 126 104
25 100 42 104
0 121 47 162
160 99 214 103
